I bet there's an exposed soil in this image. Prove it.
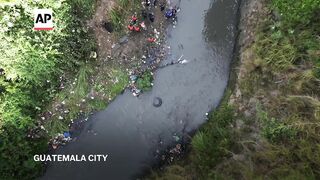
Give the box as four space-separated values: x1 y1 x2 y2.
88 0 168 67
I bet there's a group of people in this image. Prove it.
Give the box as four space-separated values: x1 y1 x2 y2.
127 0 178 33
127 15 141 32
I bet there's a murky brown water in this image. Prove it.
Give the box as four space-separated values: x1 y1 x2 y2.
41 0 240 179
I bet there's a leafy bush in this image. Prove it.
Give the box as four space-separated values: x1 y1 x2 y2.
257 108 296 142
272 0 320 26
136 71 153 91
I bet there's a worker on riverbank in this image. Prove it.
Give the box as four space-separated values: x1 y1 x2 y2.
128 14 141 32
131 15 137 24
160 3 165 11
165 7 177 19
149 12 155 22
141 10 148 19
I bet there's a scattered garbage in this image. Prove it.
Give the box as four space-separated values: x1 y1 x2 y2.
165 7 177 19
145 0 151 7
173 134 180 142
153 97 162 107
140 21 146 30
119 36 128 44
63 131 71 138
89 51 97 59
179 59 188 64
51 132 72 150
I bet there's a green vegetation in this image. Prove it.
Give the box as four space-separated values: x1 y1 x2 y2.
149 100 236 180
109 0 141 34
191 103 234 178
152 0 320 179
136 71 153 91
0 0 96 179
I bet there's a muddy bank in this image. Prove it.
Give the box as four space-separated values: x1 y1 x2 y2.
41 0 240 179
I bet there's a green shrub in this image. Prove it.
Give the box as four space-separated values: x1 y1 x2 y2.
258 111 296 142
272 0 320 26
136 71 153 91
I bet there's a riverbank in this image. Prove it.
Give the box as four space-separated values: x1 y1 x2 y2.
150 0 320 179
41 0 169 144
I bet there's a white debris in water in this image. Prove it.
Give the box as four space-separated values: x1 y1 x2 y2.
58 116 63 120
179 59 188 64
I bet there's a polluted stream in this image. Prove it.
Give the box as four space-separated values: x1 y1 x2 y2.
42 0 240 179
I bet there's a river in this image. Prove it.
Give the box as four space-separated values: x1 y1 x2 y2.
41 0 240 179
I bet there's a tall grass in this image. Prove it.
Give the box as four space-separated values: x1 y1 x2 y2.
110 7 124 31
119 0 129 7
73 65 90 99
106 69 128 97
255 33 297 70
191 104 234 176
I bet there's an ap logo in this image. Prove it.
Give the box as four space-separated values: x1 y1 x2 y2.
34 9 53 30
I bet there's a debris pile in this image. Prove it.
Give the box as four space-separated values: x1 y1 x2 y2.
50 131 72 150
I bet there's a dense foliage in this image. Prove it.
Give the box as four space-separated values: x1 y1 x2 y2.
0 0 95 179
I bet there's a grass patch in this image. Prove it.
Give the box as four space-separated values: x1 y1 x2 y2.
105 68 128 96
191 104 234 177
73 65 91 100
257 105 297 143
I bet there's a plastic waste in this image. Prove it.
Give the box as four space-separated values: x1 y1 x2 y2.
63 132 71 138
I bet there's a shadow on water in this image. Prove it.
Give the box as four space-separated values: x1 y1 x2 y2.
41 0 240 179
